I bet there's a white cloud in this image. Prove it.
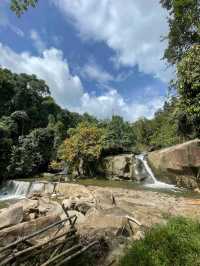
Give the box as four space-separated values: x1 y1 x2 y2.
0 43 165 121
30 30 46 53
0 43 83 107
81 60 113 83
72 89 164 121
53 0 173 82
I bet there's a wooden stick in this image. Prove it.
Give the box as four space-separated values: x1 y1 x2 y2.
49 228 78 259
125 215 142 226
0 232 77 266
0 215 76 253
56 241 99 266
0 235 77 265
0 230 75 263
40 244 82 266
62 204 73 228
21 235 77 263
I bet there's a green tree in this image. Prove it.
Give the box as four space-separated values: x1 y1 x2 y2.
8 128 55 177
177 45 200 137
160 0 200 65
132 117 153 150
10 0 38 16
58 123 106 177
0 123 13 182
104 116 135 154
11 111 29 136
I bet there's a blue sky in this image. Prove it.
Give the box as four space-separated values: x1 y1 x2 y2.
0 0 174 121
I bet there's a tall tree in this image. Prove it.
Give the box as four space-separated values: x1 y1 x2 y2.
59 123 106 177
176 45 200 137
160 0 200 65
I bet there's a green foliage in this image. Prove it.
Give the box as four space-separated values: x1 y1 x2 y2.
11 111 29 136
10 0 38 16
177 45 200 137
132 118 153 149
0 123 13 182
8 128 55 177
103 116 136 154
160 0 200 65
0 68 15 117
59 122 106 176
119 217 200 266
149 99 180 148
132 98 180 151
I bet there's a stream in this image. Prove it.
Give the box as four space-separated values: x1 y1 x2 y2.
0 154 179 201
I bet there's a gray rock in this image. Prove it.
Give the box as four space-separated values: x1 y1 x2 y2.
99 154 135 180
0 205 23 229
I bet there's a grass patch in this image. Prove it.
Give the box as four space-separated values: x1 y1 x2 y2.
119 217 200 266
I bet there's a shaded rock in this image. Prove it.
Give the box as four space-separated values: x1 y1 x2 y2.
62 196 95 215
29 213 36 220
38 197 66 220
99 154 135 180
75 200 95 215
13 198 38 213
148 139 200 188
0 206 23 230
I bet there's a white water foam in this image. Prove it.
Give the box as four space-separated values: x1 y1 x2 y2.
136 154 178 191
29 182 45 194
0 180 31 201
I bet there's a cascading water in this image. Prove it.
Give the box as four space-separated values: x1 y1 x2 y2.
0 180 55 201
29 182 45 194
0 180 31 201
136 154 177 190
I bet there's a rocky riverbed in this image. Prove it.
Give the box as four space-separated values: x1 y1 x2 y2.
1 182 200 265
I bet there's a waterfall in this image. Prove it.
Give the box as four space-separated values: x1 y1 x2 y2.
0 180 31 201
136 154 177 190
0 180 55 201
29 182 45 194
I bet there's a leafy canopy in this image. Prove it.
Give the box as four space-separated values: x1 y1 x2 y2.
59 122 106 175
160 0 200 65
177 45 200 137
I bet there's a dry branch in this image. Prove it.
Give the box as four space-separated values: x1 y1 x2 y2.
56 241 99 266
40 244 82 266
0 215 76 254
0 233 77 266
126 215 142 226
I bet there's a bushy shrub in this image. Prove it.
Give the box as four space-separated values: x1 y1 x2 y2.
119 217 200 266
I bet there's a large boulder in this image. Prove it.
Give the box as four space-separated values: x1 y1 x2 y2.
148 139 200 188
0 205 23 230
99 154 135 180
78 207 133 238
